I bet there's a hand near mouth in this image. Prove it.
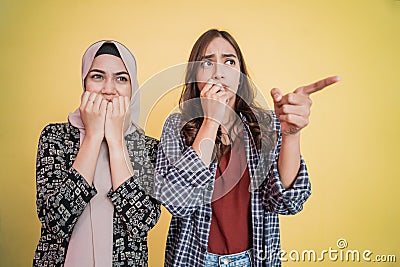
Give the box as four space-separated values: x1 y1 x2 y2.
199 79 230 125
79 91 107 140
104 96 130 146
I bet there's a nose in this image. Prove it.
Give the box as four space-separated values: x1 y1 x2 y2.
213 62 225 80
101 78 117 95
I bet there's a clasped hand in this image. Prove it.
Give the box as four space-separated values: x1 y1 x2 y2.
79 91 130 144
199 79 232 125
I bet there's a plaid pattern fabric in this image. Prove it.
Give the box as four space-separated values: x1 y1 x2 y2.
33 123 160 267
154 111 311 267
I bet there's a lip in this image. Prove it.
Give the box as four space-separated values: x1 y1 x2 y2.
211 82 229 88
221 84 236 93
220 83 229 88
204 80 229 87
212 82 229 90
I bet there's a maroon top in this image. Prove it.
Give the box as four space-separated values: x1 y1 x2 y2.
207 133 252 255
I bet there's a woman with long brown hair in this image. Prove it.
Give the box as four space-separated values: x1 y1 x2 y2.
155 29 339 267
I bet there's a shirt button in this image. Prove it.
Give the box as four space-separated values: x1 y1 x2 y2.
205 215 210 221
207 184 213 191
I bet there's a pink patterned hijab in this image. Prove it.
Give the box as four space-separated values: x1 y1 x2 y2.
65 40 140 267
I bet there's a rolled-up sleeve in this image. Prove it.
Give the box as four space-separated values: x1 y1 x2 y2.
262 113 311 215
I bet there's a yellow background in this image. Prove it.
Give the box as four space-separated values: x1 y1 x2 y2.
1 0 399 266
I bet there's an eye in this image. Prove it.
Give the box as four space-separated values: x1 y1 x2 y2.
225 59 236 66
116 76 129 82
91 74 103 80
201 61 213 68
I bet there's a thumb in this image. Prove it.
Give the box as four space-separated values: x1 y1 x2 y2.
270 88 282 103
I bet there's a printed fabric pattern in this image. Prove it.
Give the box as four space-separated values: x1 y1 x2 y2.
33 123 160 267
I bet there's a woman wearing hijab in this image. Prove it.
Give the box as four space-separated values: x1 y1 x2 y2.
33 40 160 267
154 29 339 266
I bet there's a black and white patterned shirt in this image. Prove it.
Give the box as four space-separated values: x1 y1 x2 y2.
33 123 160 267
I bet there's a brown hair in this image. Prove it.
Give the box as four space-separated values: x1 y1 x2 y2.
179 29 276 161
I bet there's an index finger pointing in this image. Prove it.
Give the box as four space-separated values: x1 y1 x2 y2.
294 75 341 96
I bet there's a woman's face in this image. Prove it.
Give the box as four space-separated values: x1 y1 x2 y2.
84 54 131 102
196 37 241 105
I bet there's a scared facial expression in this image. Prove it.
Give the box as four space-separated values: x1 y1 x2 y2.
85 54 131 102
196 37 241 106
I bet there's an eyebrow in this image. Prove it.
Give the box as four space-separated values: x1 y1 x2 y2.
89 69 129 76
89 69 106 74
115 71 129 76
201 53 237 60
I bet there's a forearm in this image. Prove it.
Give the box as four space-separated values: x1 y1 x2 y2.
108 178 161 236
36 125 98 237
192 119 219 167
278 132 301 188
155 166 213 216
72 134 103 185
154 144 215 216
38 168 97 237
108 140 133 190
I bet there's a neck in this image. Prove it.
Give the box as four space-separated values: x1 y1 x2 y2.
221 110 239 135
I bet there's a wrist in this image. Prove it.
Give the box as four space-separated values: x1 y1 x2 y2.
281 131 300 145
83 132 104 143
106 138 125 151
203 118 220 129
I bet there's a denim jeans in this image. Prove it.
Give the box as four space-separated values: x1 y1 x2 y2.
205 249 253 267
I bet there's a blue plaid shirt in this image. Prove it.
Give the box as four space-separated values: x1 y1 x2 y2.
154 111 311 267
